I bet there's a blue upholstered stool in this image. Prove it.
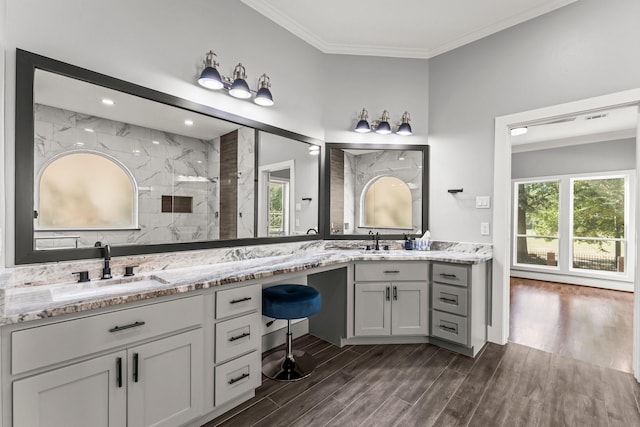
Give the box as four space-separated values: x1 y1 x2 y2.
262 284 321 381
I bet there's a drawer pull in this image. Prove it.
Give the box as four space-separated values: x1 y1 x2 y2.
132 353 139 383
440 324 458 334
228 372 250 385
439 273 457 278
439 297 458 305
229 332 251 342
383 270 400 274
116 357 123 388
109 321 146 333
230 297 252 304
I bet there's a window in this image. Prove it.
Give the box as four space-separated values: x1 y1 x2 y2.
571 176 627 272
513 171 633 281
362 176 412 228
38 152 137 229
268 179 289 236
514 180 560 267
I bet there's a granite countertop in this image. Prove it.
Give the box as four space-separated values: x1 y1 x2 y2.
0 249 491 325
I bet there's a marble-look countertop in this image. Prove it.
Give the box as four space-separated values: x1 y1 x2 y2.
0 249 491 325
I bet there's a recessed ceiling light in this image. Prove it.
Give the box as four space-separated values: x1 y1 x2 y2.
510 127 528 136
184 119 194 126
132 149 141 155
197 160 203 164
74 142 85 147
84 128 94 133
101 98 115 105
398 157 405 161
152 140 161 145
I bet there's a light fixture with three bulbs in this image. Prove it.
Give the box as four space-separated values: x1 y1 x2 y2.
354 108 412 136
198 50 274 107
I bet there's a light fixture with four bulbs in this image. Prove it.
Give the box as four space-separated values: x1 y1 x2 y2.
354 108 412 136
198 50 274 106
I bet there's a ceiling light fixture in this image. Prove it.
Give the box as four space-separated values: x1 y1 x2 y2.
510 127 528 136
101 98 115 105
184 119 194 126
354 109 413 136
197 50 274 106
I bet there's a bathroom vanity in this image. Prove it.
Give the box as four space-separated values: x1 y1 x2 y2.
0 246 490 427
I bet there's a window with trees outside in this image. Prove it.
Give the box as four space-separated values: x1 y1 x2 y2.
513 172 633 278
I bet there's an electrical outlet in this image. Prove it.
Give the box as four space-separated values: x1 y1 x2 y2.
476 196 491 209
480 222 490 235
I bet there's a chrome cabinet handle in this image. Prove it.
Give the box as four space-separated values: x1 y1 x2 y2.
385 286 390 301
109 321 145 333
228 372 250 384
229 332 250 342
383 270 400 274
439 273 457 278
230 297 252 304
439 297 458 304
393 286 398 301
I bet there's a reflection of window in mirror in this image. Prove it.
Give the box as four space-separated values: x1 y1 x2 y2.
362 176 412 228
38 152 137 229
268 174 290 236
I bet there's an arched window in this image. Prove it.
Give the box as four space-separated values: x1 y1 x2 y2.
38 152 137 229
361 176 412 228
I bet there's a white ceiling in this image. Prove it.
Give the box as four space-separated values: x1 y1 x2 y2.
241 0 578 59
35 70 242 140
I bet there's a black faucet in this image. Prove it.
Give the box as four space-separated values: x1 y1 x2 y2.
94 241 112 279
369 231 380 251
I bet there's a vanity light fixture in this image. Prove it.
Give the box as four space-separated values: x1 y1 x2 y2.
197 50 274 106
354 109 413 135
510 126 528 136
308 145 320 155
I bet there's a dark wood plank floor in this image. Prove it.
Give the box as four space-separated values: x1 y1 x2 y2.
203 335 640 427
510 277 634 373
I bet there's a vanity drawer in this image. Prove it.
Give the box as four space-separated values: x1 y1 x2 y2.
11 295 203 375
215 350 261 407
432 283 468 316
355 262 428 282
215 312 261 364
431 310 468 346
216 284 261 320
432 263 469 287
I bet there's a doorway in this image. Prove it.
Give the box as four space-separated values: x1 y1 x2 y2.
492 88 640 380
257 160 295 237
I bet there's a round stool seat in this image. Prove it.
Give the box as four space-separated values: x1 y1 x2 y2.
263 284 321 320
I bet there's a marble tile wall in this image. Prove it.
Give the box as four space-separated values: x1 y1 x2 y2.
237 127 255 238
34 104 218 249
343 151 356 233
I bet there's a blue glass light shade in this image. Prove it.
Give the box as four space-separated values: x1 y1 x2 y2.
355 119 371 133
198 67 224 90
396 122 412 136
254 87 274 106
375 121 392 134
229 78 252 99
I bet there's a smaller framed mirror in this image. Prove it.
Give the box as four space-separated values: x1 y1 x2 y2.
323 143 429 238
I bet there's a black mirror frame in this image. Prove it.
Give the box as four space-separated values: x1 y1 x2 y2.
322 142 429 240
15 49 324 264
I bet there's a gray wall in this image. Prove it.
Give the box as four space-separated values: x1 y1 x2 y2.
512 138 637 179
428 0 640 243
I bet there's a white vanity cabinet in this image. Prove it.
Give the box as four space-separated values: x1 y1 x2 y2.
8 295 205 427
429 262 488 357
213 284 262 408
353 262 429 337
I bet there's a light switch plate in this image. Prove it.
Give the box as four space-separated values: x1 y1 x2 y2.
480 222 490 235
476 196 491 209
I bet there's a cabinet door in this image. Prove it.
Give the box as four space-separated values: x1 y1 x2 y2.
128 329 204 427
13 351 127 427
391 281 428 336
354 283 391 336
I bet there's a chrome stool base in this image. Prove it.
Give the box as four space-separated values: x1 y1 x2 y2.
262 349 316 381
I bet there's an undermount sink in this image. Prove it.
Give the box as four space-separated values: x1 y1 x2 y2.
49 278 165 302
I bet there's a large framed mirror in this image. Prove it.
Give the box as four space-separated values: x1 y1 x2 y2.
323 143 429 239
15 49 322 264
